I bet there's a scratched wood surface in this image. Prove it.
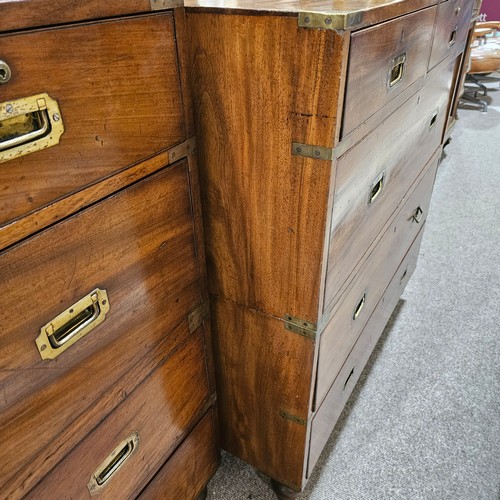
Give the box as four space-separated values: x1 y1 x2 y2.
0 13 185 228
0 162 204 490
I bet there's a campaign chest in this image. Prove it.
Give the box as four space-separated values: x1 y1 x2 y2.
185 0 475 495
0 3 217 498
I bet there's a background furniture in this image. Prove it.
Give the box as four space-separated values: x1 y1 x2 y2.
460 21 500 111
186 0 475 497
0 2 217 498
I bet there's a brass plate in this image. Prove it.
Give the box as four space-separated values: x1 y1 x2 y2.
292 142 333 161
0 93 64 164
298 11 363 30
35 288 110 360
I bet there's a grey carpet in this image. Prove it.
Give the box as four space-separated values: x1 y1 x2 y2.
207 81 500 500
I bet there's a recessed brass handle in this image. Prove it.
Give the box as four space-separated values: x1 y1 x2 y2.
0 93 64 164
429 110 438 130
353 293 366 320
389 53 406 88
343 367 355 391
412 206 423 223
369 172 385 205
35 288 110 360
0 60 11 84
449 27 457 47
0 109 50 152
88 432 140 495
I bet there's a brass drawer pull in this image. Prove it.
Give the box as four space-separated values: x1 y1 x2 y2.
0 109 50 152
353 293 366 320
0 93 64 164
369 171 385 205
449 27 458 47
389 53 406 88
412 206 423 223
0 60 11 84
88 432 140 495
429 109 438 129
35 288 110 360
343 367 355 391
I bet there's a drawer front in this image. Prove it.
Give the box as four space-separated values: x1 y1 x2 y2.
0 161 202 487
324 62 453 314
27 331 211 499
342 6 436 138
0 13 185 227
308 226 426 477
140 409 218 500
429 0 473 70
316 155 438 409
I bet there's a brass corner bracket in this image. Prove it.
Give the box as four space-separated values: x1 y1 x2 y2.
284 314 317 340
298 11 363 30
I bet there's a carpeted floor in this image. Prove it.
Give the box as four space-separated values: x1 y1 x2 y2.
206 81 500 500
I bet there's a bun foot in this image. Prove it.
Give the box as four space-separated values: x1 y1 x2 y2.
270 479 300 499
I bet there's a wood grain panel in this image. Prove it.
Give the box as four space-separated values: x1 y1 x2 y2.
140 409 219 500
188 12 347 321
0 13 185 227
0 162 202 487
308 226 426 477
324 62 453 314
342 6 436 137
316 155 438 409
27 331 211 499
3 321 200 499
211 296 315 490
0 0 155 32
428 0 473 71
186 0 438 31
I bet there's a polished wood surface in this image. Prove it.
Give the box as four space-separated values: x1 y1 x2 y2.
0 162 203 489
189 12 347 322
316 154 439 409
0 13 184 228
140 409 219 500
324 63 452 315
342 6 436 137
27 330 211 499
0 0 156 32
308 226 426 476
211 296 315 490
186 0 438 31
429 0 474 70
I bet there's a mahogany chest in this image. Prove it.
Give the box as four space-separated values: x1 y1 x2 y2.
0 2 217 498
185 0 475 496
